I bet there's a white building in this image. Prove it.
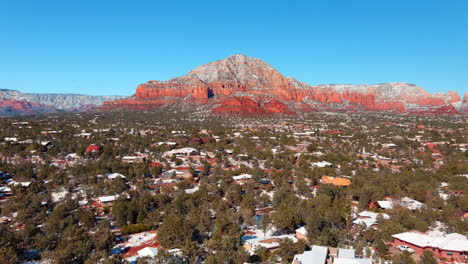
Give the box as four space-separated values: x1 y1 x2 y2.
163 147 198 157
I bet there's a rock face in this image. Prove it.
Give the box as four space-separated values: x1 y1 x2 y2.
0 89 126 115
102 54 465 115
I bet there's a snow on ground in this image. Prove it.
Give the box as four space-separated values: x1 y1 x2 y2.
242 227 298 254
427 221 449 236
261 190 275 199
51 188 68 203
185 185 199 194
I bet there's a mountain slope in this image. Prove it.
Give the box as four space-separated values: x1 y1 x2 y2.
0 89 126 115
100 54 465 115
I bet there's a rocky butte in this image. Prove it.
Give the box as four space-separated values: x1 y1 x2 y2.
102 54 467 115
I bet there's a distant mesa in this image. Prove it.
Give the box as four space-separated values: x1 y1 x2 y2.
101 54 466 115
0 89 126 116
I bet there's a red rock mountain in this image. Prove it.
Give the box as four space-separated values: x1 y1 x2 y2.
102 55 466 115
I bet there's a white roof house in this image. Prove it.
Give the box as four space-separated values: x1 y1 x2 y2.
352 211 390 229
232 174 253 181
161 169 184 178
9 181 32 187
292 245 328 264
377 197 424 211
107 173 126 179
137 247 159 257
0 187 12 192
295 226 307 237
242 228 298 254
377 200 393 209
98 195 120 203
392 231 468 252
163 147 198 157
334 248 372 264
334 258 372 264
397 197 424 210
311 161 332 168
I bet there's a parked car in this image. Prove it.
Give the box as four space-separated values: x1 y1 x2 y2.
111 246 129 255
397 245 415 253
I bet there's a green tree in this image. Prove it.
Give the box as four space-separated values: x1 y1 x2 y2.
158 213 192 248
261 214 271 237
419 250 438 264
0 247 19 264
392 252 416 264
374 239 389 259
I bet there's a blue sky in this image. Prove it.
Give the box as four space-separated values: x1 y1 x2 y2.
1 0 467 96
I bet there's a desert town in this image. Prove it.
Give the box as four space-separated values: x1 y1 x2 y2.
0 111 466 264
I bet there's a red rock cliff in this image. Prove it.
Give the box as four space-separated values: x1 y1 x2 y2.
103 55 463 115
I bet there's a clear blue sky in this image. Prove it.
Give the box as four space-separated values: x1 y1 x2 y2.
1 0 467 96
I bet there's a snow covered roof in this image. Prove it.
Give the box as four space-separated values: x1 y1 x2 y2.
9 181 31 187
185 186 199 194
293 245 328 264
398 197 424 210
107 173 126 179
338 248 355 259
334 258 372 264
295 226 307 236
311 161 332 168
353 211 390 228
242 228 298 253
98 195 119 203
392 231 468 252
377 200 393 209
0 187 11 192
163 147 198 156
137 247 159 257
232 174 252 181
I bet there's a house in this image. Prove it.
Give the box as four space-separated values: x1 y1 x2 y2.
154 141 177 147
392 231 468 263
382 143 397 150
320 176 351 187
161 169 185 179
295 226 309 243
163 147 198 157
8 181 32 188
76 132 91 138
95 195 120 207
123 246 160 263
311 161 332 168
107 173 126 180
376 200 393 210
292 245 328 264
396 197 424 211
352 211 390 229
122 156 145 164
163 148 198 157
242 228 298 254
0 172 12 181
0 186 12 199
4 137 18 143
377 197 424 211
85 144 101 153
292 246 372 264
334 248 372 264
232 174 253 185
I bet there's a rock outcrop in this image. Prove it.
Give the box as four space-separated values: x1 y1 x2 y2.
102 54 465 115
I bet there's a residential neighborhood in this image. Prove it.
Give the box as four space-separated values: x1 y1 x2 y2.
0 111 466 263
